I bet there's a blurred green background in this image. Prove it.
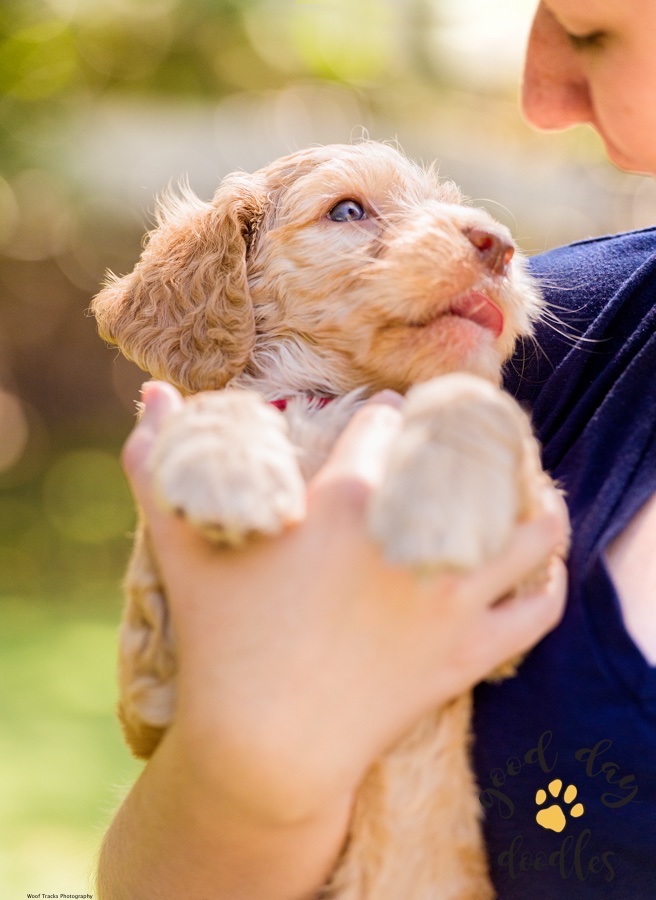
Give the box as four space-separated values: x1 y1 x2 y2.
2 0 655 896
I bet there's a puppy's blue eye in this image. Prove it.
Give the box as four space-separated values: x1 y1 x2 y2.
327 199 367 222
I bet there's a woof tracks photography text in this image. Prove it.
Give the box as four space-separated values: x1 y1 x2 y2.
26 893 93 899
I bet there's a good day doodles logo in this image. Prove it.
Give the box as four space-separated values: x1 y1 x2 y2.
535 778 584 832
479 731 640 884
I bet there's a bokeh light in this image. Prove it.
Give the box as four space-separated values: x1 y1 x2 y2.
0 19 77 102
246 0 400 83
0 389 28 472
42 449 134 544
2 169 73 261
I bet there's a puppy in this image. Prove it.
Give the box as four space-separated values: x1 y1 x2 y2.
93 141 549 898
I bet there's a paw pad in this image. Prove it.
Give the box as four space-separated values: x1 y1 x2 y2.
535 778 584 833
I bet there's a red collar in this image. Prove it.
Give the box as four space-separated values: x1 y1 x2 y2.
270 396 335 411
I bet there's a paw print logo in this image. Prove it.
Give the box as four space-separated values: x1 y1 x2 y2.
535 778 585 833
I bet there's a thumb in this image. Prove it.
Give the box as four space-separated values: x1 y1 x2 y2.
121 380 184 508
311 390 404 494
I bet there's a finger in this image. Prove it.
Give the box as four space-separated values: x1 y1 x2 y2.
545 486 570 558
366 389 404 411
444 502 568 609
310 392 403 501
479 555 568 665
120 381 208 561
121 381 184 504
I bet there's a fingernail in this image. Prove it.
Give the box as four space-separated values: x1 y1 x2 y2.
138 381 181 425
138 382 160 424
367 389 404 410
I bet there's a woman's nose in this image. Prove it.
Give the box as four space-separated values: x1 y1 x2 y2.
521 2 594 131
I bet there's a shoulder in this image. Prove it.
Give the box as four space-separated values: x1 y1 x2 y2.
529 227 656 310
505 229 656 403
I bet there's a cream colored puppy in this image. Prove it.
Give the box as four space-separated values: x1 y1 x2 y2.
93 141 548 899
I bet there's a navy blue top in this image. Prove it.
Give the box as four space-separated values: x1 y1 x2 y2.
474 229 656 897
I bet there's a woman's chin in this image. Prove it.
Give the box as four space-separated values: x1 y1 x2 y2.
604 140 654 176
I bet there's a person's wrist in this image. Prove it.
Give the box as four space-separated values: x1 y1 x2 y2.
168 711 357 829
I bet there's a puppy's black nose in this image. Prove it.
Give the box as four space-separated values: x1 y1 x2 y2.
465 227 514 275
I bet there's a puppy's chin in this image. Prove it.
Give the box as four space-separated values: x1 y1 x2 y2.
358 316 509 393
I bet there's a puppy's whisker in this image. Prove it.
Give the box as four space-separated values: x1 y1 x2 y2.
471 198 518 233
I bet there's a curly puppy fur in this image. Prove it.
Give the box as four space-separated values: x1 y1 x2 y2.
93 141 549 899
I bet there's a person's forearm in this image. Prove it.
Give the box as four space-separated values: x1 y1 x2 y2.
96 728 352 900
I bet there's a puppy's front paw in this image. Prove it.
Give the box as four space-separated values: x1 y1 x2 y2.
151 390 305 544
368 374 543 572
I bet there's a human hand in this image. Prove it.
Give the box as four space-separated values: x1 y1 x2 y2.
122 380 568 827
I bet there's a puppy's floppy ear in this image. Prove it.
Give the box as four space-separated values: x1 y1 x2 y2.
92 173 266 393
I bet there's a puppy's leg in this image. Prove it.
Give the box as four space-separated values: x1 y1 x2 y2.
368 373 545 572
323 696 492 900
118 523 176 758
326 374 547 898
119 389 306 759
